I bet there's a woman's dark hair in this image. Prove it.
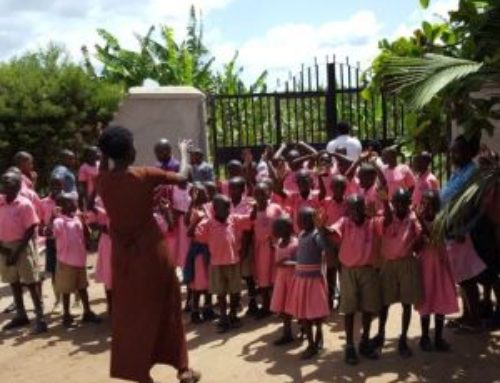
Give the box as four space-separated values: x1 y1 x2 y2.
98 126 134 160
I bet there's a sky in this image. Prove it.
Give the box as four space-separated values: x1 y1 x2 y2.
0 0 458 86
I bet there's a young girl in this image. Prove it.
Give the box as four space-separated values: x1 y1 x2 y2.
184 183 215 324
253 182 285 319
381 146 416 198
286 207 331 359
219 160 244 195
88 198 113 315
78 146 100 208
416 190 458 351
412 151 439 208
52 193 100 327
270 216 298 345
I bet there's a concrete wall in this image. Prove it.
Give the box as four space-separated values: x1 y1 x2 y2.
112 86 207 166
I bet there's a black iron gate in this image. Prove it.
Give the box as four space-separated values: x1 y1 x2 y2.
207 57 420 176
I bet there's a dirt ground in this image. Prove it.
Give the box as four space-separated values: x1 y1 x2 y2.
1 254 499 383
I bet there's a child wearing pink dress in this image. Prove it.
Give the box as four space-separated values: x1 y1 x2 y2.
416 190 458 352
381 147 416 197
87 198 112 314
78 146 99 207
270 217 298 346
184 183 215 324
286 207 331 360
171 183 191 269
411 152 439 207
253 182 285 318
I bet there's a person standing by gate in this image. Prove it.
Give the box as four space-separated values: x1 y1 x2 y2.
326 121 363 162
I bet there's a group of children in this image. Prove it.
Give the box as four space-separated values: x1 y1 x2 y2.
0 133 498 366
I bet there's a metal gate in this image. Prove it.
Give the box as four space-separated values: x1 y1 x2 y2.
207 56 444 178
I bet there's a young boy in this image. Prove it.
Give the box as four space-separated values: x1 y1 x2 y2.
371 188 423 358
0 170 47 333
412 151 439 207
13 151 37 190
191 194 253 333
52 193 101 327
330 193 389 365
155 138 180 172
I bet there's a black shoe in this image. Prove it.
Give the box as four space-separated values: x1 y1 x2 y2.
398 337 413 358
202 307 218 322
359 339 379 360
273 333 294 346
82 311 102 324
191 312 204 324
229 314 242 329
32 320 48 335
183 301 192 313
3 316 30 331
216 317 230 333
370 334 385 349
62 315 75 328
419 336 433 352
245 300 259 317
345 345 359 365
300 345 318 360
434 338 451 352
255 308 272 320
479 300 494 320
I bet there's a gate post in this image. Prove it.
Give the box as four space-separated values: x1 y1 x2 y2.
326 63 337 140
208 95 220 176
274 93 282 144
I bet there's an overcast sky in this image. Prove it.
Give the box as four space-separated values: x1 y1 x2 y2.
0 0 458 84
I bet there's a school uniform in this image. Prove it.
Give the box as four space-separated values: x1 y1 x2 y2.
270 237 298 314
253 203 284 288
332 217 382 315
40 196 58 275
286 230 330 320
383 164 416 197
0 195 40 284
87 202 112 290
231 197 254 279
379 213 423 306
195 215 252 295
184 208 210 292
285 190 321 233
412 170 439 207
78 162 99 199
53 215 88 294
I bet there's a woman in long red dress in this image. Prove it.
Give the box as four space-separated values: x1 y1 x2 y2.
96 126 200 383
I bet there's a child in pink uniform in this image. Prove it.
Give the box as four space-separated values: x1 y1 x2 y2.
228 177 258 316
171 182 191 269
39 175 64 308
253 182 285 318
373 188 423 358
219 160 245 196
191 194 253 333
184 183 215 324
416 190 458 352
78 146 99 208
330 192 390 365
270 216 298 345
87 198 113 314
52 193 101 327
319 174 348 308
286 207 332 360
381 146 416 197
412 151 440 207
0 170 46 333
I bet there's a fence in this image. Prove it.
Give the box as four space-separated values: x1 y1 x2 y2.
207 56 448 181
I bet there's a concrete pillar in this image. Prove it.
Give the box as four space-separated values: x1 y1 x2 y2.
112 86 207 166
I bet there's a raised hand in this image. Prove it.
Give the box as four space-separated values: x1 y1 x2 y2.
178 139 193 153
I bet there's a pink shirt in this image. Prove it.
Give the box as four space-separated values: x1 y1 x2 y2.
19 187 43 220
254 203 285 245
231 197 254 254
219 180 230 196
412 171 440 207
283 170 299 193
171 186 191 213
351 180 384 216
195 215 252 266
275 237 298 265
286 190 321 231
53 215 87 267
40 196 58 226
0 195 39 242
21 174 34 190
78 163 99 198
332 216 382 267
322 198 347 226
380 212 421 261
383 164 416 197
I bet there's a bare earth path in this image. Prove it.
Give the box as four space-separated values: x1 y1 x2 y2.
1 255 499 383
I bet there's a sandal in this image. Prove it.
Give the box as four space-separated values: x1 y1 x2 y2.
178 369 201 383
32 319 48 335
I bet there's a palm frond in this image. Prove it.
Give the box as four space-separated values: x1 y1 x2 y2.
380 53 484 109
